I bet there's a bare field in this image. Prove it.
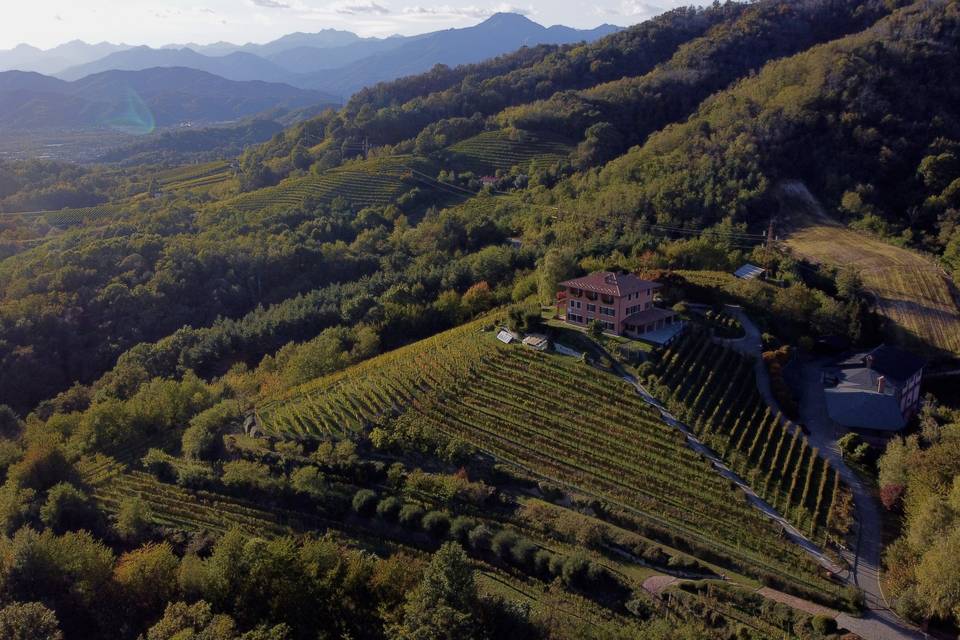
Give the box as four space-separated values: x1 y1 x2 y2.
786 224 960 359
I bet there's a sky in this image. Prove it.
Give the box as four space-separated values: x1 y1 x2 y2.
0 0 683 50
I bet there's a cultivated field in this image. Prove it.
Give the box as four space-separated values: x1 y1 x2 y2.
257 317 837 591
446 130 573 174
157 160 234 192
787 224 960 358
222 155 433 212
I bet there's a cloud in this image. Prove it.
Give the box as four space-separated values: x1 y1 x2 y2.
401 3 531 18
618 1 662 16
331 1 391 15
250 0 291 8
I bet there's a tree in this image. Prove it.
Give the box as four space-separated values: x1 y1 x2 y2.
114 496 153 542
461 282 494 317
914 525 960 624
588 319 604 338
145 601 237 640
0 602 63 640
39 482 94 534
0 405 22 439
537 250 576 306
114 543 181 630
388 542 480 640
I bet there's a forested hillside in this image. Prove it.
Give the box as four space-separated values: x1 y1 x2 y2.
1 0 960 636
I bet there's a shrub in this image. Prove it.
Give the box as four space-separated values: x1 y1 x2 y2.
376 496 401 522
510 538 538 569
448 515 475 543
467 524 493 553
533 549 554 576
490 529 518 560
398 503 424 529
175 462 215 489
811 615 838 635
142 449 175 482
421 511 450 539
352 489 378 516
548 553 566 577
561 554 591 588
290 466 326 497
221 460 280 492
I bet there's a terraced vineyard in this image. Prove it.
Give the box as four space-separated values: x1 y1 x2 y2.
257 317 837 592
158 160 234 191
222 155 432 212
446 130 574 174
78 455 321 537
652 329 845 543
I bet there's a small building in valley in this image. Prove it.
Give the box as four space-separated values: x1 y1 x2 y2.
556 271 678 339
734 263 766 280
823 344 925 433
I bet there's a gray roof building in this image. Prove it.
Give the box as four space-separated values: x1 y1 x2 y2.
824 344 925 432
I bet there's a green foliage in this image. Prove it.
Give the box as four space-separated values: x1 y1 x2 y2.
221 460 281 492
388 542 480 640
0 528 115 634
352 489 378 516
114 496 153 542
182 401 241 461
0 602 63 640
39 482 94 534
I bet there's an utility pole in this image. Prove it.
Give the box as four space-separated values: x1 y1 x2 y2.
765 217 776 269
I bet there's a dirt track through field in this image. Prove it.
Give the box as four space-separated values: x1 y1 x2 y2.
779 181 960 358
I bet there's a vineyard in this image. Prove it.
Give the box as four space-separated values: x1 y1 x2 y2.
157 160 234 192
257 318 837 592
786 223 960 358
446 130 574 174
651 328 845 543
222 155 434 212
36 204 122 227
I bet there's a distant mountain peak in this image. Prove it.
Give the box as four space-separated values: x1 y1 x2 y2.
480 12 540 27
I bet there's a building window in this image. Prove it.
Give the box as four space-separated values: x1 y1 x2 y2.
586 303 596 312
599 307 615 317
602 321 616 331
568 313 584 324
600 294 614 305
569 300 581 310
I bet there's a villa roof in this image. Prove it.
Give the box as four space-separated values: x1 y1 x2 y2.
824 387 906 431
838 344 924 383
624 307 676 326
559 271 660 297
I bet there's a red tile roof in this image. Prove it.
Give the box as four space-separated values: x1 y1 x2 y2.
559 271 660 297
624 307 676 326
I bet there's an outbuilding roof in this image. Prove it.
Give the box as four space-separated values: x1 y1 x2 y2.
559 271 660 297
734 263 766 280
624 307 676 326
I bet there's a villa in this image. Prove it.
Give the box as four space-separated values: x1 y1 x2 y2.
823 344 925 433
556 271 678 339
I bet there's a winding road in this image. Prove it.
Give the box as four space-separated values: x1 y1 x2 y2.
721 307 929 640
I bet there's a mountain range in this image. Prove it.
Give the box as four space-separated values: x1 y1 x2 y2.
0 68 334 131
2 15 620 96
